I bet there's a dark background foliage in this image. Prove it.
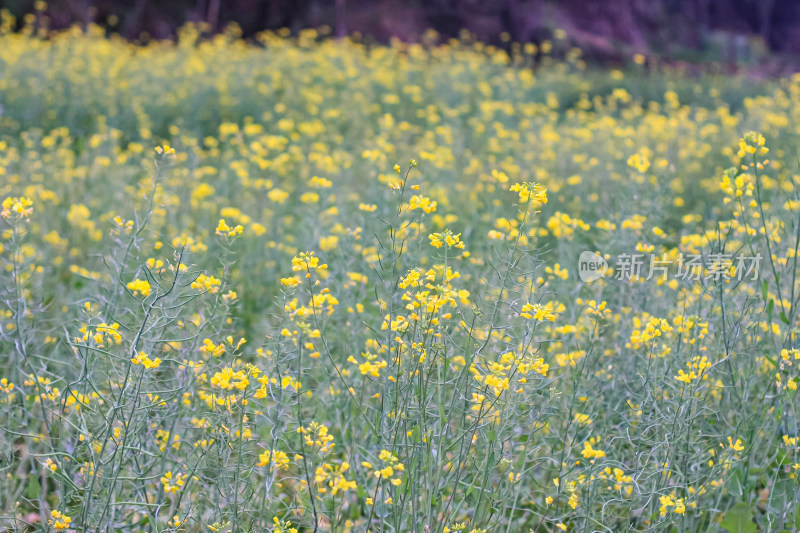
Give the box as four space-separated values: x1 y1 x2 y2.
4 0 800 67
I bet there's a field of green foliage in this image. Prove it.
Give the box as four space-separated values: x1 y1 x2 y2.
1 16 800 533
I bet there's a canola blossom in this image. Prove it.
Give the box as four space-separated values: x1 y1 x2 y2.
1 16 800 533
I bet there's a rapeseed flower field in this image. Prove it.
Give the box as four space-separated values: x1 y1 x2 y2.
1 16 800 533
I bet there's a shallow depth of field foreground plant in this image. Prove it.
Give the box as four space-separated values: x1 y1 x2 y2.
1 17 800 533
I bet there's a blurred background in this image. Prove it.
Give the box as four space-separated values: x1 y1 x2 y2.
3 0 800 70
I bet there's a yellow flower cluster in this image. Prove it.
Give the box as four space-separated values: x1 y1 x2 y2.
314 461 357 495
366 449 405 487
49 510 72 530
428 229 465 249
509 182 547 206
1 196 33 219
581 438 606 461
131 352 161 370
408 194 438 213
191 273 221 293
210 367 249 390
215 218 244 237
257 449 290 471
674 355 711 384
299 421 335 453
161 471 187 494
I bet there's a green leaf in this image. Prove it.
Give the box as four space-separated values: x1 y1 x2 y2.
774 447 789 468
762 280 768 301
768 299 774 320
719 503 758 533
25 475 41 500
781 310 790 324
410 425 420 444
727 469 745 496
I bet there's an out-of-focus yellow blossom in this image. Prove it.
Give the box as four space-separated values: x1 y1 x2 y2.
216 218 243 237
1 197 34 219
131 352 161 370
49 510 72 530
257 449 290 471
127 278 152 296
